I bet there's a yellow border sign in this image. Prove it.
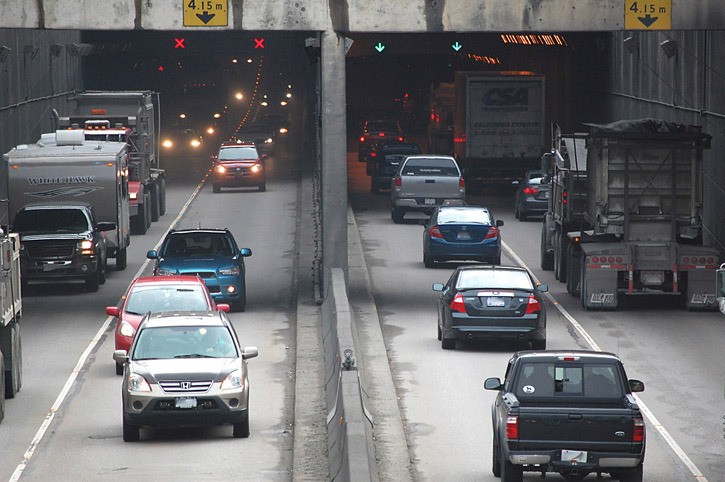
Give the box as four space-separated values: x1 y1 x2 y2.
625 0 671 30
183 0 228 27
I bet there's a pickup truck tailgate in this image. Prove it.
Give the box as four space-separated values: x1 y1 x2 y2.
517 406 639 451
399 175 460 198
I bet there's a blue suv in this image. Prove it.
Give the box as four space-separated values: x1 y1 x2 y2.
147 228 252 311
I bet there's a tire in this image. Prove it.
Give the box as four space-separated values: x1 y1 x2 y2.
231 300 246 312
0 364 5 423
437 323 442 341
115 362 124 376
519 211 527 222
371 178 380 194
86 269 100 293
123 420 140 442
99 255 107 285
233 416 250 438
540 223 554 271
132 200 148 235
531 338 547 350
258 183 266 192
424 252 434 268
116 248 127 271
150 183 160 222
441 337 455 350
618 464 643 482
144 193 152 230
514 207 519 219
392 208 404 224
492 433 501 477
213 183 221 193
554 229 567 282
491 254 501 265
4 322 21 398
158 177 167 216
501 458 523 482
566 244 580 296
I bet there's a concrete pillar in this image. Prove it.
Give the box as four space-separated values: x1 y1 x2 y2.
321 30 348 280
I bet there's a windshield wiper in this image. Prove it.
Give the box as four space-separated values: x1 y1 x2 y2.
174 353 215 358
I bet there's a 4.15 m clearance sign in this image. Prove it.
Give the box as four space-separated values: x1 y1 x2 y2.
625 0 671 30
183 0 228 27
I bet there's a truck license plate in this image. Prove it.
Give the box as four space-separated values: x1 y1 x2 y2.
424 198 436 205
561 450 587 463
175 397 197 409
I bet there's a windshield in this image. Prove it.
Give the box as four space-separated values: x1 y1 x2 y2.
456 269 534 290
125 285 210 315
133 325 237 359
13 208 91 233
218 147 259 160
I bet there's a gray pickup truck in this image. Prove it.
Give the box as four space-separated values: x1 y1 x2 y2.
485 350 645 482
390 154 465 223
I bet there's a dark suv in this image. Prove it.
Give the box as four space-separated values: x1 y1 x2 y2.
358 119 404 162
368 142 422 193
11 201 115 292
211 141 267 193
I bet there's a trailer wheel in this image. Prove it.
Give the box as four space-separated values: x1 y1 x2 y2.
540 223 554 270
144 193 152 230
566 244 581 296
132 194 150 235
150 183 160 222
0 356 5 423
116 248 127 271
554 229 568 282
158 177 167 216
4 322 21 399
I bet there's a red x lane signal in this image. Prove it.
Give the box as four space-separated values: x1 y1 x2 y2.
253 38 265 49
174 38 185 49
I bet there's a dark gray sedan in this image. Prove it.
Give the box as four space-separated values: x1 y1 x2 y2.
432 265 547 350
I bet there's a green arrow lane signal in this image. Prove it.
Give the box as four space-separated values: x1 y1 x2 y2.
452 41 462 52
374 42 385 53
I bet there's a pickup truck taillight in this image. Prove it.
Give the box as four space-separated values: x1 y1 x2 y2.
524 295 541 314
394 176 402 187
449 294 466 313
506 416 519 439
459 177 465 188
632 417 645 442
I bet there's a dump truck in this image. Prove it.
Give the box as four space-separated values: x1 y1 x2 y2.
541 119 719 310
453 71 545 188
53 90 166 235
3 129 131 271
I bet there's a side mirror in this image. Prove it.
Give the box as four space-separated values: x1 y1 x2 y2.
240 247 252 257
537 284 549 293
541 152 553 175
432 283 445 292
97 222 117 232
216 303 231 313
146 250 158 259
113 349 129 365
716 266 725 314
629 379 645 393
484 377 503 391
242 346 259 360
261 154 268 160
106 306 120 317
496 220 504 227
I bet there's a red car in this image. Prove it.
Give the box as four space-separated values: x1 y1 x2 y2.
211 141 267 193
107 275 229 374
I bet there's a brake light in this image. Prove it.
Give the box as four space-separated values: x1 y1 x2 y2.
524 295 541 314
459 177 465 188
506 416 519 439
369 151 377 157
359 136 365 143
397 136 404 142
429 226 443 238
378 132 385 137
633 417 645 442
394 176 402 187
562 190 568 205
449 294 466 313
523 186 539 195
485 226 499 239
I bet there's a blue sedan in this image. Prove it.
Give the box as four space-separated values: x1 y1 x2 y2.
423 205 503 268
147 228 252 312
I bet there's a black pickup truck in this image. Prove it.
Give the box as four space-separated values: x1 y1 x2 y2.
484 350 645 482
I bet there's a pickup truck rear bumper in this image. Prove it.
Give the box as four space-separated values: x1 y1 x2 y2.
507 450 642 469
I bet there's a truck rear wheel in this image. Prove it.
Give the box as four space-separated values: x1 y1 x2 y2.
540 222 554 270
391 208 404 224
554 230 568 282
3 322 21 399
116 248 127 271
0 358 5 423
132 193 150 235
617 464 643 482
150 183 160 222
158 177 167 216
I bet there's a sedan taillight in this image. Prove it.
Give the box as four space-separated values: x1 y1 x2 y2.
429 226 443 238
449 294 466 313
524 294 541 314
523 186 539 195
485 226 499 239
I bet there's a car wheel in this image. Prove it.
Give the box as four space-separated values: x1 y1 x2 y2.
501 457 523 482
371 179 380 194
618 464 643 482
531 338 547 350
213 183 221 193
424 252 435 268
491 255 501 265
258 183 266 192
115 362 124 376
514 206 519 219
233 416 250 438
437 323 442 341
519 211 528 222
86 270 100 293
123 420 140 442
116 248 127 271
99 255 107 285
441 337 455 350
391 208 404 224
492 433 501 477
232 300 246 312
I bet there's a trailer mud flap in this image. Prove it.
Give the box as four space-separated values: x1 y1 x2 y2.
581 266 618 310
684 269 717 311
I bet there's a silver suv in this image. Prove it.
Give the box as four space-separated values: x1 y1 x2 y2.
114 311 258 441
390 155 465 223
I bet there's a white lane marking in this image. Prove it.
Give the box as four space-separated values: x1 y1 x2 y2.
9 177 208 482
502 240 708 482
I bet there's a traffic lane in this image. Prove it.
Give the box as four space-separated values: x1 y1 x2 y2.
13 152 296 480
501 202 725 481
349 172 697 480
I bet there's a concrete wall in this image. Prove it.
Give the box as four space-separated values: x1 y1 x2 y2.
2 1 725 31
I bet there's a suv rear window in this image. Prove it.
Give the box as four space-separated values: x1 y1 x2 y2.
401 157 459 176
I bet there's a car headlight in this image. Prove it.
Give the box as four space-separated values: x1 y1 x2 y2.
190 139 201 148
79 239 94 255
215 164 226 174
127 373 151 392
156 267 178 276
219 266 240 276
220 369 243 390
162 139 173 149
119 320 135 338
250 164 262 173
264 137 273 144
